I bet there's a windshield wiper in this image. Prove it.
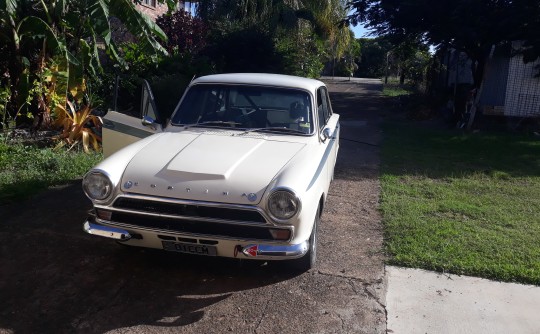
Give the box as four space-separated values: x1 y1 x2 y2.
236 127 307 135
182 121 242 129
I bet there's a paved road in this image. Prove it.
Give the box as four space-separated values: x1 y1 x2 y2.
0 78 387 334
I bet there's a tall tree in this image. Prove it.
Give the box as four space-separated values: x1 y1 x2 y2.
356 37 394 79
347 0 540 85
196 0 354 77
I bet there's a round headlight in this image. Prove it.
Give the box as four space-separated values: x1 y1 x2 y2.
83 171 113 201
268 190 300 221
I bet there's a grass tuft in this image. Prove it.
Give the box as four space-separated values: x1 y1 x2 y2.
382 81 415 97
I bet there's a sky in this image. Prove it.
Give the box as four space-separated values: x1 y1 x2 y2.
350 24 371 39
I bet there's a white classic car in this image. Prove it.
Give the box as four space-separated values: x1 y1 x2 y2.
82 73 340 271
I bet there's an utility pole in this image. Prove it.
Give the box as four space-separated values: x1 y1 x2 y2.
385 51 390 84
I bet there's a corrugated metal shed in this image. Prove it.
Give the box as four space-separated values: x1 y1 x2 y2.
504 41 540 117
479 42 540 117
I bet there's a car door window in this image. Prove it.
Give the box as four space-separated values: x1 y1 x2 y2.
141 80 161 123
323 88 333 116
317 87 330 130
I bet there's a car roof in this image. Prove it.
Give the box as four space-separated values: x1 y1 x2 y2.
190 73 325 92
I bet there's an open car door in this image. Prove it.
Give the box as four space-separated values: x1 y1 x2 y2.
102 79 163 158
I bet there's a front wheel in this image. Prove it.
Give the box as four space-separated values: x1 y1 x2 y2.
290 207 320 272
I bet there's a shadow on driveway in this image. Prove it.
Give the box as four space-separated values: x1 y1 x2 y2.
0 183 297 333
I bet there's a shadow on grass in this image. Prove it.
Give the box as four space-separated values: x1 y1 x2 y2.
382 120 540 178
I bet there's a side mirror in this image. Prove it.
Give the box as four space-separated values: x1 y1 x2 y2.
321 128 332 142
142 116 157 130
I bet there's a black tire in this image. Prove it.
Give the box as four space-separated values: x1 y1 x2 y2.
291 207 320 272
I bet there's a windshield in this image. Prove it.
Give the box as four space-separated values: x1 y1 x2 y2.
171 84 314 134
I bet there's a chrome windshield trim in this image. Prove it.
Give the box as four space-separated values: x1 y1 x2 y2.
169 83 316 135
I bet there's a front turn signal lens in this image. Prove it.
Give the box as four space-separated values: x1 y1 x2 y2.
269 229 291 240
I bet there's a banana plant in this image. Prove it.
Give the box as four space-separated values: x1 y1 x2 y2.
0 0 172 135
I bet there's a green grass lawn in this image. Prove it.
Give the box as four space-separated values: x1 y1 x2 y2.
0 142 102 203
381 121 540 285
382 80 415 97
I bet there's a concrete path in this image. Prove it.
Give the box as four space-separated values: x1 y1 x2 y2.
386 266 540 333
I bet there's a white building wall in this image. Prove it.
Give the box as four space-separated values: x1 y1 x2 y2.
504 41 540 117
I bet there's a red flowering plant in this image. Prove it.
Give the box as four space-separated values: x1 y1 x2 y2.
156 11 208 56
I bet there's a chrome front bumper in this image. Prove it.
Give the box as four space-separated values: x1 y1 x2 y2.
83 219 308 259
83 221 131 241
240 243 308 258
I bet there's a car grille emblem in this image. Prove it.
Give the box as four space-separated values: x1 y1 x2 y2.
124 181 133 189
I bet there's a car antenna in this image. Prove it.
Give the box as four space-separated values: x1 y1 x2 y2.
190 74 197 82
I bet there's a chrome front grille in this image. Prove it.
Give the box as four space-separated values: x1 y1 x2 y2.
113 197 267 224
105 196 292 241
109 211 277 240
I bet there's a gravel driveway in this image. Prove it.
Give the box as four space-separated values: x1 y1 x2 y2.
0 77 387 334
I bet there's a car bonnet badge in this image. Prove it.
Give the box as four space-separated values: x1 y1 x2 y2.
242 193 257 202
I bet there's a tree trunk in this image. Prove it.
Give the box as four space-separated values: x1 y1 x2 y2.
472 56 485 89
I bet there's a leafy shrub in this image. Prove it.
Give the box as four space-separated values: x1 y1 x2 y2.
275 27 325 78
156 10 208 56
203 25 283 73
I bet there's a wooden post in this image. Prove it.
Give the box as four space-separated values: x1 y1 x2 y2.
467 45 496 130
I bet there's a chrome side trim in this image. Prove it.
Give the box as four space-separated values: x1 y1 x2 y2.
241 241 309 259
306 128 337 191
84 221 131 241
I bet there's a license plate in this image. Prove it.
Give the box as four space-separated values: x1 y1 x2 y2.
162 241 217 256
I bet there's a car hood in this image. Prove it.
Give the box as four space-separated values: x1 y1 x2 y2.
120 131 305 205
